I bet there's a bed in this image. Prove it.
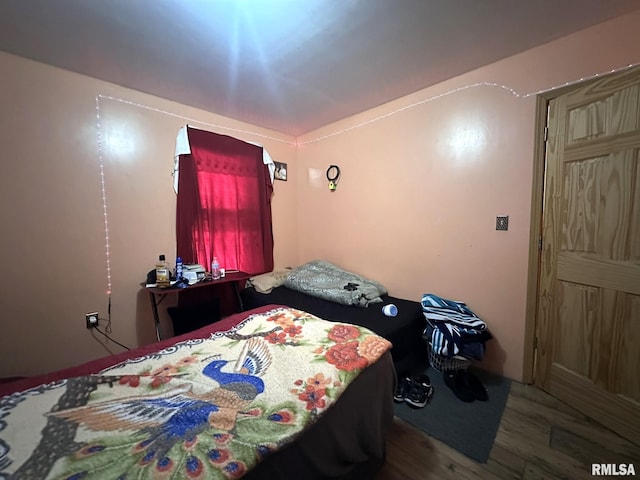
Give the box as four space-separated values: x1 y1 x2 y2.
0 305 396 480
241 262 427 376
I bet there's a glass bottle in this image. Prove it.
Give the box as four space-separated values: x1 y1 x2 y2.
156 254 170 287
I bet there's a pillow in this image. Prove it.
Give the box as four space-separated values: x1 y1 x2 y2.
248 269 291 294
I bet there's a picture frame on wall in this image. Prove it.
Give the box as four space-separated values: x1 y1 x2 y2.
274 161 287 181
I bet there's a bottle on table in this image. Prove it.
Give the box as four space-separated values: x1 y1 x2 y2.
211 256 221 280
175 256 183 281
155 254 170 287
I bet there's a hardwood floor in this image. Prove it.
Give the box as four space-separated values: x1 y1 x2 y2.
376 381 640 479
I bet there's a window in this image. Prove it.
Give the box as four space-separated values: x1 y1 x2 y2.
176 127 274 275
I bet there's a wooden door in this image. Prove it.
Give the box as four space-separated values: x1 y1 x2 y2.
536 66 640 446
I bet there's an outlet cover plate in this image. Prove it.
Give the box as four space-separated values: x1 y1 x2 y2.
85 312 99 329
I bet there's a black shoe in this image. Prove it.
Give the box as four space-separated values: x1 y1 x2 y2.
404 380 434 408
443 371 475 402
461 370 488 401
411 373 432 390
393 377 412 403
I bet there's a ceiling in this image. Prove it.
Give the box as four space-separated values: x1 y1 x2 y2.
1 0 639 136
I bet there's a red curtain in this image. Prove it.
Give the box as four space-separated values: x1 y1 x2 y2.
176 127 274 275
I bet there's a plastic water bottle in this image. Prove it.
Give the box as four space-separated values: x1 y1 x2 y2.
211 257 221 280
175 256 183 281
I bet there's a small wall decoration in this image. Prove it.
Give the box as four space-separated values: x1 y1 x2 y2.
274 161 287 181
326 165 340 191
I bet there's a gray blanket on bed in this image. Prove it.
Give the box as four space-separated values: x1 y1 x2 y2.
284 260 388 307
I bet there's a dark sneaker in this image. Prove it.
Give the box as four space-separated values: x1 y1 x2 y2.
404 381 434 408
393 377 412 403
412 373 432 390
461 370 488 401
443 371 475 402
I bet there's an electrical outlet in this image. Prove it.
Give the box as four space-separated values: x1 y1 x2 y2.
85 312 99 329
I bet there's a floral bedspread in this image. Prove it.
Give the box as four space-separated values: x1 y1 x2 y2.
0 307 391 479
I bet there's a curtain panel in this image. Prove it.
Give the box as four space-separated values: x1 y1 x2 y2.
176 128 274 275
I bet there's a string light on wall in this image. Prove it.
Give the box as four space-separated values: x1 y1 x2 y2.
96 95 295 146
93 61 639 292
93 94 295 301
298 62 640 145
95 96 112 297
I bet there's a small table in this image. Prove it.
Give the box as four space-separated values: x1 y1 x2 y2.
145 271 250 341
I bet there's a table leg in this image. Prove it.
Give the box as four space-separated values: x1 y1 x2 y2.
233 281 244 312
148 292 163 341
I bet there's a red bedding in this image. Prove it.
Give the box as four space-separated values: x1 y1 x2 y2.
0 305 396 479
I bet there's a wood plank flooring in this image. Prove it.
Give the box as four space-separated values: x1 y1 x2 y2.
376 381 640 479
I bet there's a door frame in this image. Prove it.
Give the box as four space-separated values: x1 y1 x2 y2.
521 73 620 384
522 93 547 384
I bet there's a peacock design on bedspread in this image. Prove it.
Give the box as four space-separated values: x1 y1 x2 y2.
33 337 276 478
51 337 271 449
0 307 392 479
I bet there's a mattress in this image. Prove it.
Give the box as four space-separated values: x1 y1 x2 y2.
241 286 427 375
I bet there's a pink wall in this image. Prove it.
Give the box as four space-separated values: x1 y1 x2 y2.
1 10 639 381
295 10 640 381
0 53 297 377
